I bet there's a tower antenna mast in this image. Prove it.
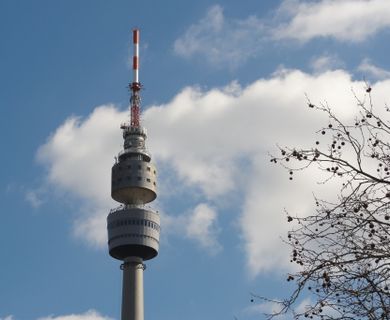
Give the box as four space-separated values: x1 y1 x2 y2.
130 28 141 128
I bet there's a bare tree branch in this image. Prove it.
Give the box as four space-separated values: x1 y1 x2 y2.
264 88 390 319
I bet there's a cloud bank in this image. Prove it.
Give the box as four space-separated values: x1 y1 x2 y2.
275 0 390 43
186 203 221 254
174 1 390 67
37 310 113 320
357 58 390 80
174 5 265 68
37 65 390 275
2 310 113 320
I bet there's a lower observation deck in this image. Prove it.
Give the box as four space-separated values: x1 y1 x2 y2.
107 205 160 261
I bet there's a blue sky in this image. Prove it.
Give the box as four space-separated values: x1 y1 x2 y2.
2 1 390 319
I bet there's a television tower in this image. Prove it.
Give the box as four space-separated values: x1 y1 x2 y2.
107 29 160 320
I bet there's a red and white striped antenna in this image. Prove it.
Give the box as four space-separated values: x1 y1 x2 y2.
132 28 139 84
130 28 141 128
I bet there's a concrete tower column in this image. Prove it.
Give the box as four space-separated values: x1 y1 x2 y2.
121 257 145 320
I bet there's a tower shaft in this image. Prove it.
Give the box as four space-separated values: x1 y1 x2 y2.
121 257 144 320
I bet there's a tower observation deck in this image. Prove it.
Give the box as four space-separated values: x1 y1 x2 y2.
107 29 160 320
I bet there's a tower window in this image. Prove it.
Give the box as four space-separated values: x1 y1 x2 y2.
147 178 151 182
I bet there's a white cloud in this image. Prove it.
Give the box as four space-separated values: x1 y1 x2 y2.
185 203 221 254
145 69 390 274
174 5 265 68
173 1 390 68
158 204 221 253
37 105 123 247
310 53 344 73
72 206 109 248
357 58 390 80
38 105 121 204
274 0 390 42
0 311 113 320
37 310 113 320
25 190 44 208
38 66 390 275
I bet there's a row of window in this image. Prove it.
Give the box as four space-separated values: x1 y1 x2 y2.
109 205 159 215
108 219 160 231
108 233 159 245
117 165 156 175
127 141 143 147
122 154 144 161
113 176 156 186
